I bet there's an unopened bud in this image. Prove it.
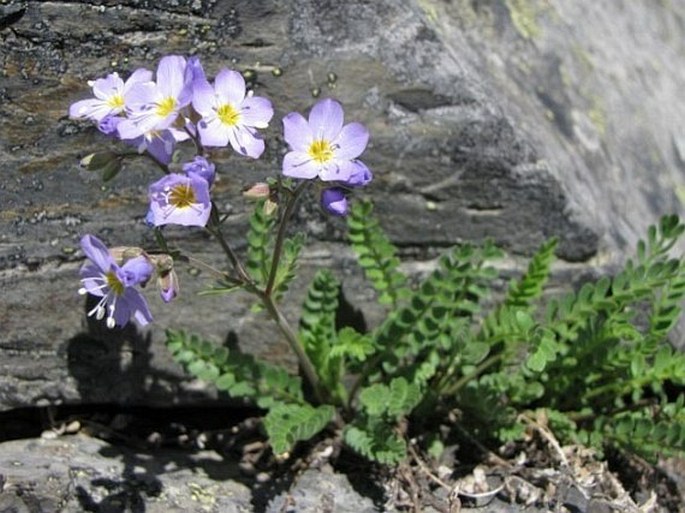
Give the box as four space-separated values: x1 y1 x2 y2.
243 182 271 200
263 198 278 217
158 268 179 302
147 254 178 302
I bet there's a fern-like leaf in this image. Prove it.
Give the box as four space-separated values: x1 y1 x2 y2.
263 403 335 455
348 200 409 307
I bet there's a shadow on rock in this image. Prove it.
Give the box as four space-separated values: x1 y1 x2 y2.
75 449 163 513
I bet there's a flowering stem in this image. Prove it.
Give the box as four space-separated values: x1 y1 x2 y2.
265 180 310 297
259 291 325 404
206 202 253 286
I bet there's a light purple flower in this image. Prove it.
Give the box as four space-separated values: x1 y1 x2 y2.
321 188 348 216
192 69 274 158
125 129 178 165
182 156 216 187
148 173 212 227
117 56 192 140
69 69 153 122
78 234 154 329
282 98 369 182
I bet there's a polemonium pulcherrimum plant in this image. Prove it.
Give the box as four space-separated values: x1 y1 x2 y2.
70 54 685 472
71 55 373 436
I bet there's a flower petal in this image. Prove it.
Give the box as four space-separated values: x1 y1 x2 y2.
156 55 187 98
214 69 246 106
124 68 153 92
319 159 356 182
228 126 265 158
308 98 344 140
240 96 274 129
91 73 123 100
333 122 369 160
321 188 348 216
283 112 313 152
79 264 107 297
69 98 112 121
343 160 373 187
80 234 115 273
192 78 218 116
282 151 321 179
198 117 231 147
119 256 154 287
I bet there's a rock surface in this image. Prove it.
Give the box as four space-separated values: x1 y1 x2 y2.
1 0 684 410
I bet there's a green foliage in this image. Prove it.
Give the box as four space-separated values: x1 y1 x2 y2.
299 270 346 402
264 403 335 455
165 329 304 409
359 377 422 419
246 200 276 286
348 200 409 307
344 421 407 465
167 201 685 467
245 200 304 302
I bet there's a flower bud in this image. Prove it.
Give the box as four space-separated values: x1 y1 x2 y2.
243 182 271 200
146 254 179 302
321 188 348 216
263 198 278 217
158 268 179 303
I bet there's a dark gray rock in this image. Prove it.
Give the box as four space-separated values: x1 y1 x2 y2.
1 0 684 410
0 434 252 513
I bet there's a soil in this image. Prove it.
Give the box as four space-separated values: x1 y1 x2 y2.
1 404 683 512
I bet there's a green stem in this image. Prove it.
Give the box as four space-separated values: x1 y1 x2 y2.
265 181 310 297
440 352 504 396
205 202 253 286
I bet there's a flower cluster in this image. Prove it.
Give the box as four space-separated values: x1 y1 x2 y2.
71 55 372 328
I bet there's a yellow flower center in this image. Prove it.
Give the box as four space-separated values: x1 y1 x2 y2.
106 271 125 296
169 182 197 208
217 103 241 126
156 96 177 118
107 94 125 110
308 139 334 164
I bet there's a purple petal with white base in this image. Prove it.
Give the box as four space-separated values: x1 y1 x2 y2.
78 234 154 329
281 98 371 183
148 173 212 227
119 56 191 139
69 70 152 122
192 68 273 158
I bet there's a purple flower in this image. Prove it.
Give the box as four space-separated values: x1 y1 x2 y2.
182 156 216 187
78 234 153 329
282 98 369 182
343 160 373 188
321 188 348 216
117 56 192 140
97 115 123 137
192 69 274 158
69 69 153 122
184 56 207 85
147 173 212 227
